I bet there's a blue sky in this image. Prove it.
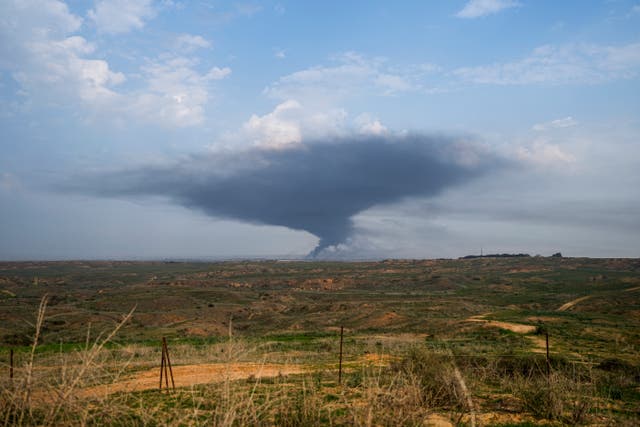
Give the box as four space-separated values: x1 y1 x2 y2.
1 0 639 260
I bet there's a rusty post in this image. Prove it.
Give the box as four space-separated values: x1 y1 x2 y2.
163 337 175 390
10 348 14 382
159 339 166 391
338 326 344 385
163 341 169 391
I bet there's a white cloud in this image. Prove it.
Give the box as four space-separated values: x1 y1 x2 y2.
240 100 350 149
0 1 231 128
0 0 81 67
2 0 82 37
516 139 576 167
0 1 124 104
206 66 232 80
454 42 640 85
456 0 520 19
130 56 231 127
374 73 413 93
243 100 304 148
89 0 156 34
532 117 578 132
354 113 387 135
265 53 378 102
236 98 397 152
175 34 211 52
21 36 125 102
264 52 432 104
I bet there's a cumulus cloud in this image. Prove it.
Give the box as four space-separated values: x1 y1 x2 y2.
237 101 392 149
61 134 505 257
240 100 354 149
88 0 156 34
0 0 124 104
1 0 82 39
454 42 640 85
129 56 231 127
243 100 304 148
456 0 520 18
355 113 387 135
0 1 231 127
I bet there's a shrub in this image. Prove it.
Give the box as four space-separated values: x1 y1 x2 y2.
392 347 463 409
510 369 595 424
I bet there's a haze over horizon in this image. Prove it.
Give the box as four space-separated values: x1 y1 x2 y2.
1 0 639 260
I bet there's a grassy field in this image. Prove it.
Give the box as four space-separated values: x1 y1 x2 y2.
1 257 639 425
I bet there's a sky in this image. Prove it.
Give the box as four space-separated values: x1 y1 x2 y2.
1 0 639 260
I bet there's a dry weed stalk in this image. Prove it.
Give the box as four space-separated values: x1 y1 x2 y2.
7 295 48 426
1 298 136 427
44 305 135 424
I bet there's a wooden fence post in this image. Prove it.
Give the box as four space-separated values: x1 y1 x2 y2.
545 331 550 380
163 337 175 390
159 339 166 390
9 348 14 383
159 337 176 392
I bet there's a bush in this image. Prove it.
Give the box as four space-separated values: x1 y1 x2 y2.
510 369 594 424
392 348 462 409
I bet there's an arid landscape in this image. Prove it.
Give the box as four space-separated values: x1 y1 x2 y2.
1 256 639 425
3 1 640 425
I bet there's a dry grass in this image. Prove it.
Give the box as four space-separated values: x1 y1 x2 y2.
1 297 136 426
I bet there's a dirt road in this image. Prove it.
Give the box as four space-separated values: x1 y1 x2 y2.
557 295 592 311
467 315 537 333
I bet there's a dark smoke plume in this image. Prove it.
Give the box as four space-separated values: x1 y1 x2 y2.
62 134 505 256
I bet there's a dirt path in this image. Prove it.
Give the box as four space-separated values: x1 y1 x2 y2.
451 360 476 427
78 353 395 398
556 286 638 312
79 362 307 398
466 315 537 334
557 295 591 312
467 314 544 353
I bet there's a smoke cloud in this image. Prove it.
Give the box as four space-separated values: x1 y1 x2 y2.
63 134 505 256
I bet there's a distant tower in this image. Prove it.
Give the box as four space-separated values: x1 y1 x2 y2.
480 247 483 257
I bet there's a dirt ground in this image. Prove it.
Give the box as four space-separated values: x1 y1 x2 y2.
467 314 547 354
79 362 307 398
466 315 537 334
78 353 396 398
557 295 592 311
